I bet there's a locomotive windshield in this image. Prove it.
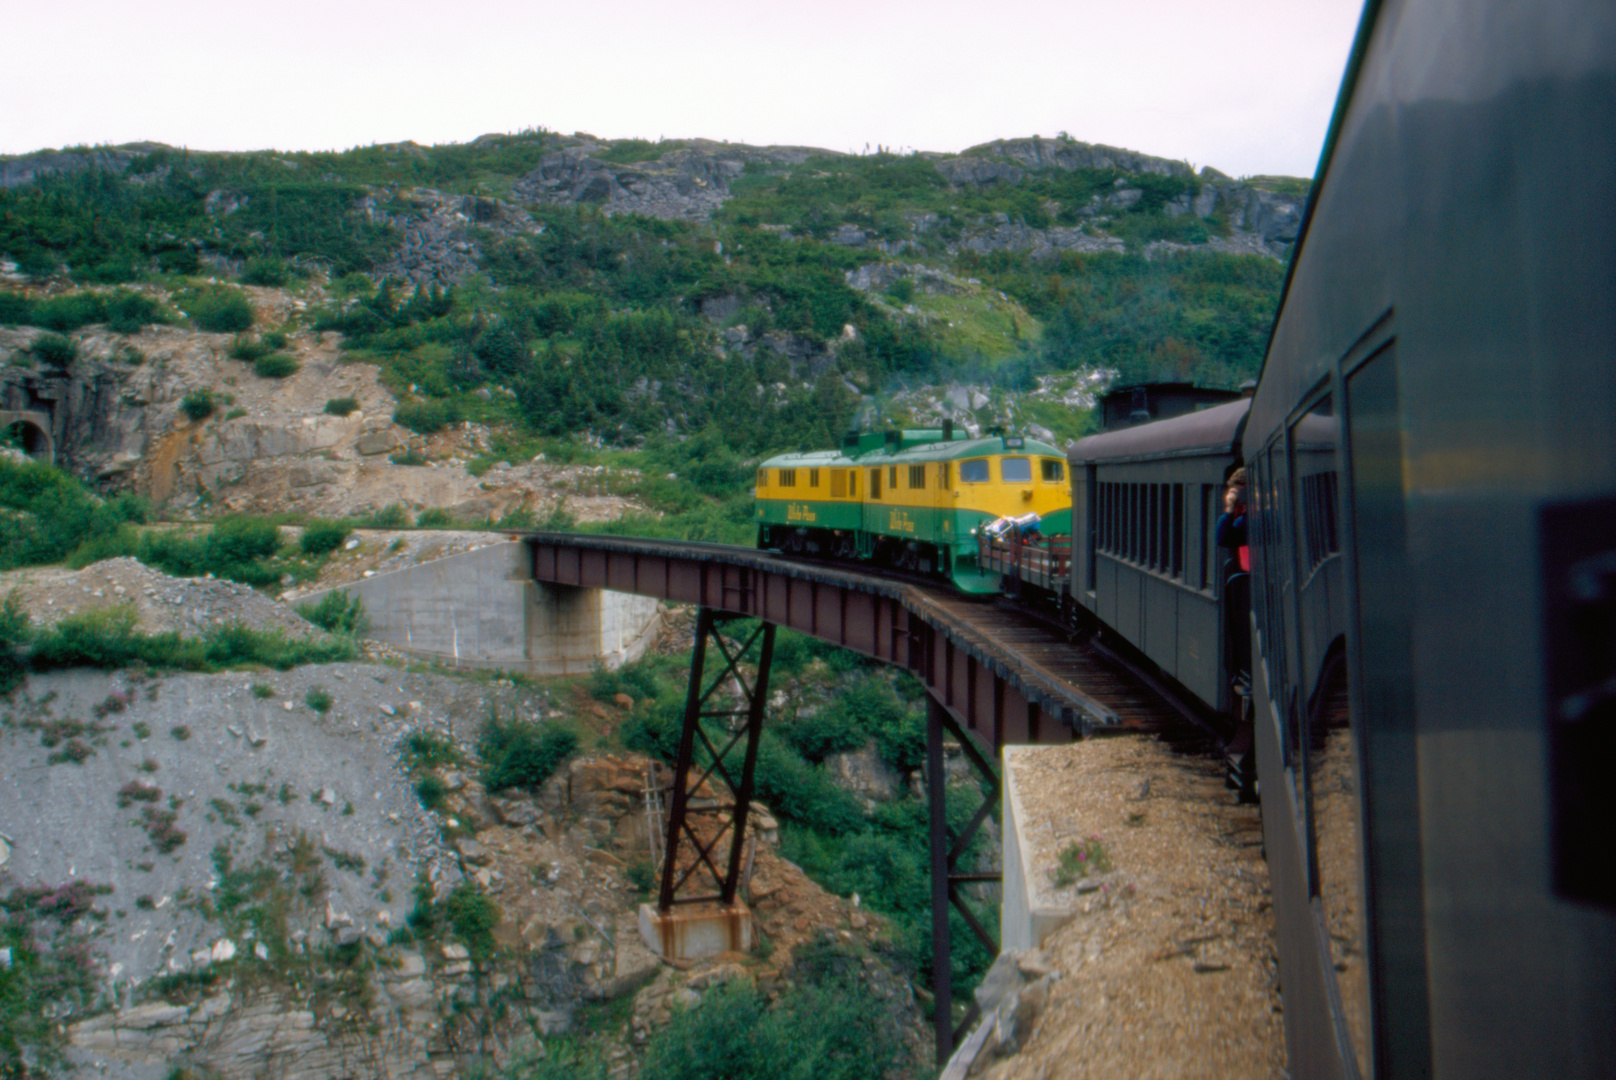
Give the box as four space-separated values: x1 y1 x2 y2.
1001 458 1032 482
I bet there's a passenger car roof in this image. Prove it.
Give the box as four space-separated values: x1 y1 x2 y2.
1068 399 1250 464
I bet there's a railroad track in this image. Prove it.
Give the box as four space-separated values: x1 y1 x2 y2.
769 550 1222 744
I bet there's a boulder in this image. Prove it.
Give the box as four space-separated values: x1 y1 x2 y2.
356 430 399 456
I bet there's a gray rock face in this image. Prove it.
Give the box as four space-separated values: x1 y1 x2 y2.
845 261 968 296
952 219 1126 259
367 188 541 290
0 331 184 480
0 143 166 189
826 743 906 808
935 136 1196 187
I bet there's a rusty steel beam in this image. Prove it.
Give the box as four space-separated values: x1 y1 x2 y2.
927 695 1002 1064
526 534 1117 750
657 610 774 912
532 534 1053 1063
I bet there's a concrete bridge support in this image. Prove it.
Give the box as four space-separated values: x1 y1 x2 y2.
303 541 662 676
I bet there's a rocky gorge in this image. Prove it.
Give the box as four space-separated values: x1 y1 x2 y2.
0 638 934 1078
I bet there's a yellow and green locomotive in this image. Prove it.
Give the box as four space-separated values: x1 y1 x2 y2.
756 423 1071 593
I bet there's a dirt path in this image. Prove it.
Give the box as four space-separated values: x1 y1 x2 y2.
980 736 1284 1080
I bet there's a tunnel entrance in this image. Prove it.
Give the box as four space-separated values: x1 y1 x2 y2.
0 412 55 464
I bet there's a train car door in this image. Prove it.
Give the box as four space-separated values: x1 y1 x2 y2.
1339 339 1431 1080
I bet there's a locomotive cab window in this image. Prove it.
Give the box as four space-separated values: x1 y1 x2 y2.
870 469 882 499
959 459 989 483
757 469 766 489
1001 457 1032 483
1042 459 1065 483
941 463 951 490
888 466 898 491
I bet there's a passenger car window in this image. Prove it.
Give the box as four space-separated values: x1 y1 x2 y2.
1001 458 1032 483
1042 459 1065 482
959 459 989 483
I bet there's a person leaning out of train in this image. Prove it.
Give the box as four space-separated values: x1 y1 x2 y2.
1216 467 1250 573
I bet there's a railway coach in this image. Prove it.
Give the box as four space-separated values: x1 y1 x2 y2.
1065 397 1252 718
1231 0 1616 1075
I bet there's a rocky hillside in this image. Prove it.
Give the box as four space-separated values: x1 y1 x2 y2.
0 293 649 522
512 135 1302 261
0 571 932 1078
0 130 1300 471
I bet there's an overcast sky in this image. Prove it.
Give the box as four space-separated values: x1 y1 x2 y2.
3 0 1363 178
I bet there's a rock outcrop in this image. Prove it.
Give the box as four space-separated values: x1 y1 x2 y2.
0 311 645 523
0 143 166 190
503 133 1306 258
511 139 820 221
934 136 1196 186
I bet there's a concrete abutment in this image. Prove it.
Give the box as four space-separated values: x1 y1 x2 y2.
304 541 662 675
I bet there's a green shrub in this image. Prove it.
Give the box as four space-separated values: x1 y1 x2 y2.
588 658 664 704
324 397 360 417
253 353 298 378
415 774 447 810
0 459 124 570
389 451 427 467
35 292 104 332
180 389 217 422
815 674 926 773
299 520 349 555
65 525 141 569
620 697 685 763
105 290 166 334
393 399 463 435
304 687 333 713
442 881 498 960
779 705 866 764
186 287 255 333
241 257 291 287
0 593 30 693
362 503 411 529
209 516 281 565
229 337 271 362
479 714 578 792
753 731 863 835
32 333 76 368
0 291 36 325
133 517 288 588
818 831 927 916
251 683 274 699
261 330 288 350
296 590 367 635
415 507 451 528
1052 836 1113 885
638 967 907 1080
29 606 142 668
108 493 148 525
404 731 460 769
